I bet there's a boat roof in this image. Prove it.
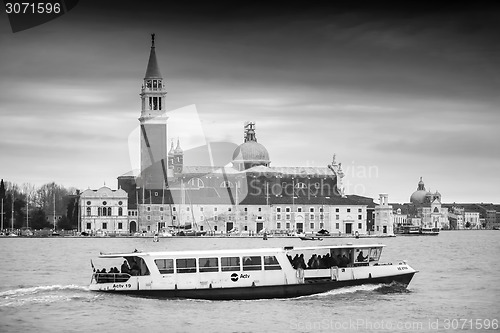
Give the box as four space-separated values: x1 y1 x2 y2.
98 243 385 258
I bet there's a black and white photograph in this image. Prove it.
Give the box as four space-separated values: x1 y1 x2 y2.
1 2 499 332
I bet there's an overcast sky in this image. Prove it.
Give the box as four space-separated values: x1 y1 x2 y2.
0 2 499 203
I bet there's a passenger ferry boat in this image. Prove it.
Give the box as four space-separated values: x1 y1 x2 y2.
395 225 440 236
89 243 417 300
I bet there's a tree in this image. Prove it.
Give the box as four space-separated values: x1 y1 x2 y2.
57 215 74 230
30 208 50 229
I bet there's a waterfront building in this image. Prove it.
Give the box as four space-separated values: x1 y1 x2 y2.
373 194 394 236
407 177 448 230
116 35 372 236
79 186 129 235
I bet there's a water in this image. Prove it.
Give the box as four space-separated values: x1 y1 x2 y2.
1 231 499 332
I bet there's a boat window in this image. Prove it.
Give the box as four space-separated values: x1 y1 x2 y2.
369 247 382 262
243 256 262 271
354 248 369 263
176 258 197 273
199 257 219 273
155 259 174 274
264 256 281 270
221 257 240 271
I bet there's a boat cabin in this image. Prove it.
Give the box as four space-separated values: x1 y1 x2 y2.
91 244 385 287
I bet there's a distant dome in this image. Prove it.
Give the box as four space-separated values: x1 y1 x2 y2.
232 141 270 164
410 190 428 204
410 177 428 204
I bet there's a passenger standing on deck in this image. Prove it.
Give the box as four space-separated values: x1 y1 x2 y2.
121 260 130 274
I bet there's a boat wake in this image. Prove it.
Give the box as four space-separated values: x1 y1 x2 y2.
374 281 411 294
300 284 387 299
0 284 95 308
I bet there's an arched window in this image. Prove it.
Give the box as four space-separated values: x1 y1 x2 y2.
220 181 233 188
108 207 112 216
102 207 107 216
86 207 91 216
433 207 439 213
295 182 307 189
187 177 205 188
98 207 101 216
118 207 123 216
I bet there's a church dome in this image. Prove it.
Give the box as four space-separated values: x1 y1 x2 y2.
410 190 428 204
232 121 270 170
232 141 270 164
410 177 428 204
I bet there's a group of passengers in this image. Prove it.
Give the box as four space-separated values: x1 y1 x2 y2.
121 260 141 276
96 267 119 274
288 253 352 269
95 260 141 276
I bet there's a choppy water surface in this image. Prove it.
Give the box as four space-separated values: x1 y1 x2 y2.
1 231 499 332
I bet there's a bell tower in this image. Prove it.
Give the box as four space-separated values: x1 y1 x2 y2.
139 34 168 189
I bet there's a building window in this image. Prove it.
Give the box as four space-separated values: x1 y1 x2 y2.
86 207 91 216
187 207 190 212
335 208 339 213
258 207 261 212
336 223 339 229
214 226 218 231
86 223 91 229
276 214 281 220
297 207 302 213
310 222 314 229
358 208 362 213
108 207 112 216
118 222 123 229
160 207 163 212
102 201 107 206
228 207 231 212
200 207 203 212
319 207 323 213
309 207 315 213
147 216 151 221
214 216 218 221
244 226 248 231
310 214 315 220
319 222 324 229
220 181 233 188
336 215 339 220
118 207 123 216
173 207 176 212
285 214 291 220
214 207 217 212
86 201 91 205
347 208 351 213
276 222 281 229
358 215 362 220
244 207 248 212
358 223 362 229
102 223 107 230
244 216 248 220
147 206 151 212
285 207 291 213
118 201 123 205
102 207 107 216
276 207 282 213
286 222 290 229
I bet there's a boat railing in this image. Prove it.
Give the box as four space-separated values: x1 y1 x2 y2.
93 272 131 284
